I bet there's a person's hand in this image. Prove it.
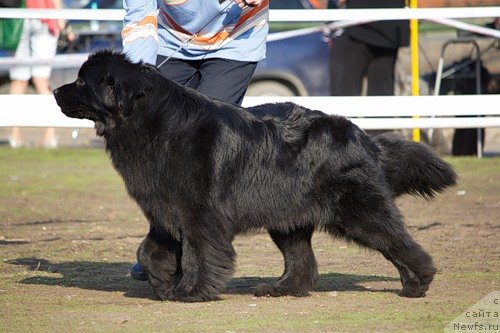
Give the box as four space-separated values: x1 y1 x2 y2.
64 26 76 42
66 26 76 42
234 0 264 9
58 20 76 42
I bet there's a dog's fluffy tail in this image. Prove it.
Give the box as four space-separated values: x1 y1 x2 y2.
375 133 458 199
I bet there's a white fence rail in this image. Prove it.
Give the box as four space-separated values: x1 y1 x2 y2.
1 94 499 130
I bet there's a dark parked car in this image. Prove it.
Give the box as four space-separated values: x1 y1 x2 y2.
249 0 330 96
249 27 329 96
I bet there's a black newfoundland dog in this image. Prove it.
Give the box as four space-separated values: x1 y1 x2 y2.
54 51 457 302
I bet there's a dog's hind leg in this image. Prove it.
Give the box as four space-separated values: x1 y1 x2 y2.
255 226 318 297
166 224 236 302
137 228 182 301
328 192 436 298
381 243 436 298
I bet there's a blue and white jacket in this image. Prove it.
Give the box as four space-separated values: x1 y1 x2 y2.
122 0 269 64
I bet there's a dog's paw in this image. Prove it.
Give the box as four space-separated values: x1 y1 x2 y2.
254 283 276 297
254 283 309 297
399 286 426 298
399 274 433 298
151 281 180 301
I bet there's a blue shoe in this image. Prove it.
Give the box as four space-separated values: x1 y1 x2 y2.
130 262 147 281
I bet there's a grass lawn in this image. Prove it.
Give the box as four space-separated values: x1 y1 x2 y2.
0 148 498 332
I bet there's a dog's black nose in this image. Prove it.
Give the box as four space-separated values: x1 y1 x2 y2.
53 88 59 95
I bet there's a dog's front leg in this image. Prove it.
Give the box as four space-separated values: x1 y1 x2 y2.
166 227 235 302
137 229 182 300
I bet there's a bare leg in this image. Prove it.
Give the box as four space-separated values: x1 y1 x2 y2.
31 77 52 94
9 80 29 147
9 79 29 94
32 76 57 147
255 226 318 297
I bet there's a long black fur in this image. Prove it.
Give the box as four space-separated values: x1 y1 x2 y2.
54 50 457 302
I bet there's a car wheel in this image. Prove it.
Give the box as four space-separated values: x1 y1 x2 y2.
246 80 296 96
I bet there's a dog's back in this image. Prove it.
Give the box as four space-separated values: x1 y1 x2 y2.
246 102 456 200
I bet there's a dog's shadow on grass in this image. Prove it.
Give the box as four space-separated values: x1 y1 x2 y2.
9 258 400 300
10 257 158 300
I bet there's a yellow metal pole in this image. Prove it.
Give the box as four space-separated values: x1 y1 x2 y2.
410 0 420 142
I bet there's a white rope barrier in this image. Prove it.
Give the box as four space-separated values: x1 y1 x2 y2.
266 20 375 42
1 7 500 21
266 26 323 42
430 17 500 39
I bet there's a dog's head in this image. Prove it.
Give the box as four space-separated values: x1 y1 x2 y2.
54 50 156 127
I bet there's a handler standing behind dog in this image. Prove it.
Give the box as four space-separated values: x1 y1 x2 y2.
122 0 268 281
122 0 268 106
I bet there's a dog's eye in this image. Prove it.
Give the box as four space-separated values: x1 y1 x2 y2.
76 78 86 86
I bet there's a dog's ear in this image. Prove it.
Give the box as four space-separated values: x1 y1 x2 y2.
114 80 149 117
99 76 118 111
120 91 148 116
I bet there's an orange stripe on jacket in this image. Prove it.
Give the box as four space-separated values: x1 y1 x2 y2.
161 1 268 46
122 15 158 39
235 0 269 30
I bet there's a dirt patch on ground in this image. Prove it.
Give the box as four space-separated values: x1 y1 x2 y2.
0 149 498 332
